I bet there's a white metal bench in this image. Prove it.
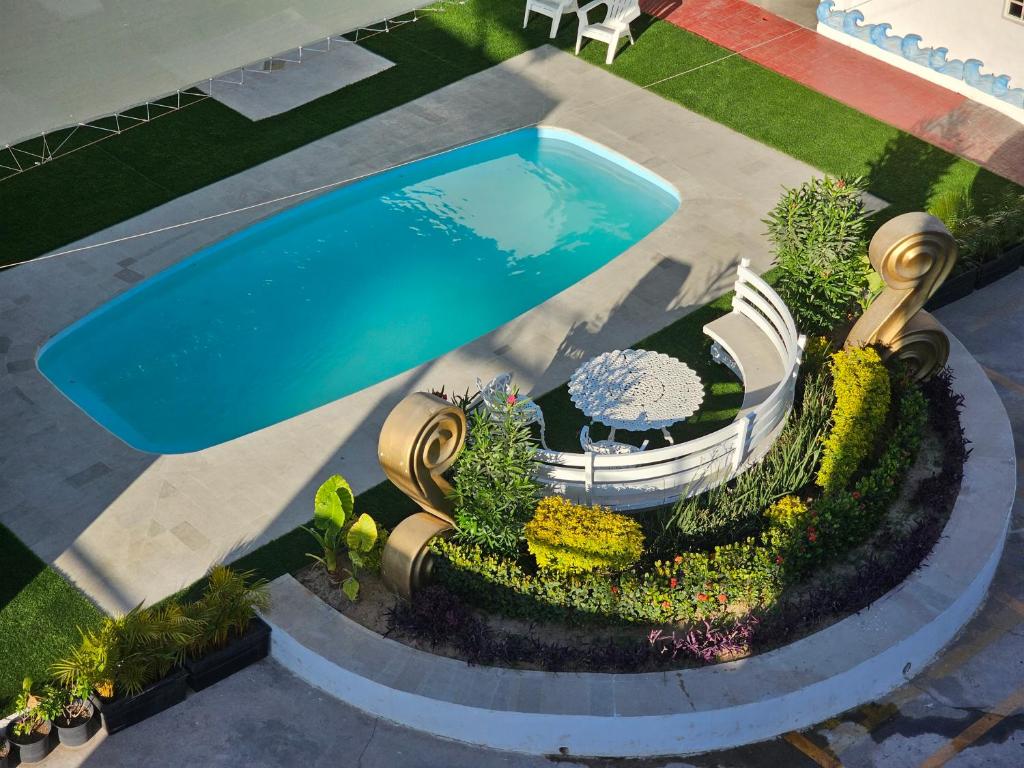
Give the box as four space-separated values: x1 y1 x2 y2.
534 259 805 510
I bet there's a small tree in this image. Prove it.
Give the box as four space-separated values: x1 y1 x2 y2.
764 176 870 335
450 395 539 557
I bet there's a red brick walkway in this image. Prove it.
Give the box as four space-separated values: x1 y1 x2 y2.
641 0 1024 186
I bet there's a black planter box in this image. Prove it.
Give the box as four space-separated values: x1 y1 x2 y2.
926 266 978 311
94 667 188 735
976 242 1024 288
183 616 271 692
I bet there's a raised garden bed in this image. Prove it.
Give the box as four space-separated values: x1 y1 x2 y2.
183 617 271 692
93 668 187 735
297 365 966 673
927 243 1024 310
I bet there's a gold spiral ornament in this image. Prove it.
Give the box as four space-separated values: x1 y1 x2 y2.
378 392 467 524
377 392 467 598
846 212 958 381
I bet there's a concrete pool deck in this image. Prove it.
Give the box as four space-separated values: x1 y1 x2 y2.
0 46 820 612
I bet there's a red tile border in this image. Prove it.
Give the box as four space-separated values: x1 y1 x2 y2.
640 0 1024 185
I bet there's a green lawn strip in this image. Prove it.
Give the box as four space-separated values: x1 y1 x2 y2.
0 524 104 711
2 1 1019 266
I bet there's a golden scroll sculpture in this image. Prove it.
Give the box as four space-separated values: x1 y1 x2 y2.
846 212 958 381
378 392 467 598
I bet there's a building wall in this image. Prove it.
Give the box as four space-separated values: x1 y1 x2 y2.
833 0 1024 83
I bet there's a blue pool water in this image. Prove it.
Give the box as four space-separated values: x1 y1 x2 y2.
38 127 679 453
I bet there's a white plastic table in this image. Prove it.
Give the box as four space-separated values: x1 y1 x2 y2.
568 349 704 445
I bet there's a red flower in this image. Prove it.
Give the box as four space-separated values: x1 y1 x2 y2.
507 394 517 405
808 532 818 542
717 593 728 604
775 555 784 564
669 578 678 589
611 585 620 594
661 600 672 611
851 491 861 500
697 593 709 602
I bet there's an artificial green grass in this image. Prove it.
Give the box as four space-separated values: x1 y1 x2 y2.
2 0 1021 703
1 1 1019 266
0 524 103 710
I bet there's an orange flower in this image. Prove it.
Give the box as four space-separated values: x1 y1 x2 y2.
673 555 683 564
611 585 619 594
717 593 728 604
669 578 678 589
697 593 709 602
661 600 672 610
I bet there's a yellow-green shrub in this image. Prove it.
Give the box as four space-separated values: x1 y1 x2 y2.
816 346 891 494
524 496 644 573
763 495 820 575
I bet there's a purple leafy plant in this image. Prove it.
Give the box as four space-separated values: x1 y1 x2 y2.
648 613 759 664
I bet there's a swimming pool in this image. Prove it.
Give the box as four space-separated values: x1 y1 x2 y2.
38 127 680 453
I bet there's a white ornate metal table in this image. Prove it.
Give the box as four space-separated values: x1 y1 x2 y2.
568 349 704 445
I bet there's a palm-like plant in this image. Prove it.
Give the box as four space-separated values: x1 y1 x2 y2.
185 566 270 655
51 603 200 699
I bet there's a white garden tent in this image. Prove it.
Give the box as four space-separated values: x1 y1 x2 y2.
0 0 430 148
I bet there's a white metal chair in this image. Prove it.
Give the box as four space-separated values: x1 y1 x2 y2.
523 0 579 39
574 0 641 65
580 425 648 455
474 372 549 450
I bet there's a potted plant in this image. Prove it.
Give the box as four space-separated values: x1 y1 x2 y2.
51 602 197 735
4 679 58 764
182 566 272 691
51 678 96 748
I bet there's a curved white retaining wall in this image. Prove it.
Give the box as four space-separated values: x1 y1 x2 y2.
264 329 1014 757
535 261 805 511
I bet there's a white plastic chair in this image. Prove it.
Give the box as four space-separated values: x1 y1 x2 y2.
523 0 579 39
574 0 641 65
474 372 549 450
580 425 648 455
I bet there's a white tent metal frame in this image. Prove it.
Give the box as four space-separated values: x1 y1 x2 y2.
0 0 462 182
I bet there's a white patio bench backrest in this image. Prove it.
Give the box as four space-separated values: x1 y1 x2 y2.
534 259 805 510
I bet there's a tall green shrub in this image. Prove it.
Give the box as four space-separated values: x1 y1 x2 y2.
816 347 891 494
764 176 870 335
450 398 539 556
